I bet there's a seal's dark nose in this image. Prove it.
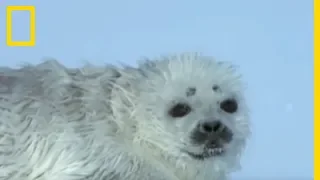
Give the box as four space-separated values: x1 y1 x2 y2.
199 120 224 134
192 120 233 144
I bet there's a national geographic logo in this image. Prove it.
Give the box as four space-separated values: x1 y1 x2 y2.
6 5 36 47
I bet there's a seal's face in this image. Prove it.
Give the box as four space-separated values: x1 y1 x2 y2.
160 82 250 162
167 95 241 160
135 54 250 166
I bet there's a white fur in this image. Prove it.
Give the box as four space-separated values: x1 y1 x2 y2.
0 53 250 180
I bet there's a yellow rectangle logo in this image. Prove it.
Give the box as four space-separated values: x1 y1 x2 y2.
6 5 36 47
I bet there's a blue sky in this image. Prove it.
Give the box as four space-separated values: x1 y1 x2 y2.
0 0 313 178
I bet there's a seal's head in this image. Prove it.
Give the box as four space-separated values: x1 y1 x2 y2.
113 53 250 177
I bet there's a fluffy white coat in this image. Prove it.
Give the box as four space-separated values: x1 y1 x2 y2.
0 53 250 180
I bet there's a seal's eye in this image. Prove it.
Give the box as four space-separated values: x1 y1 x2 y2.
168 103 192 118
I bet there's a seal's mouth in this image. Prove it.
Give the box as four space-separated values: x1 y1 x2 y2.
186 147 225 160
185 140 226 160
